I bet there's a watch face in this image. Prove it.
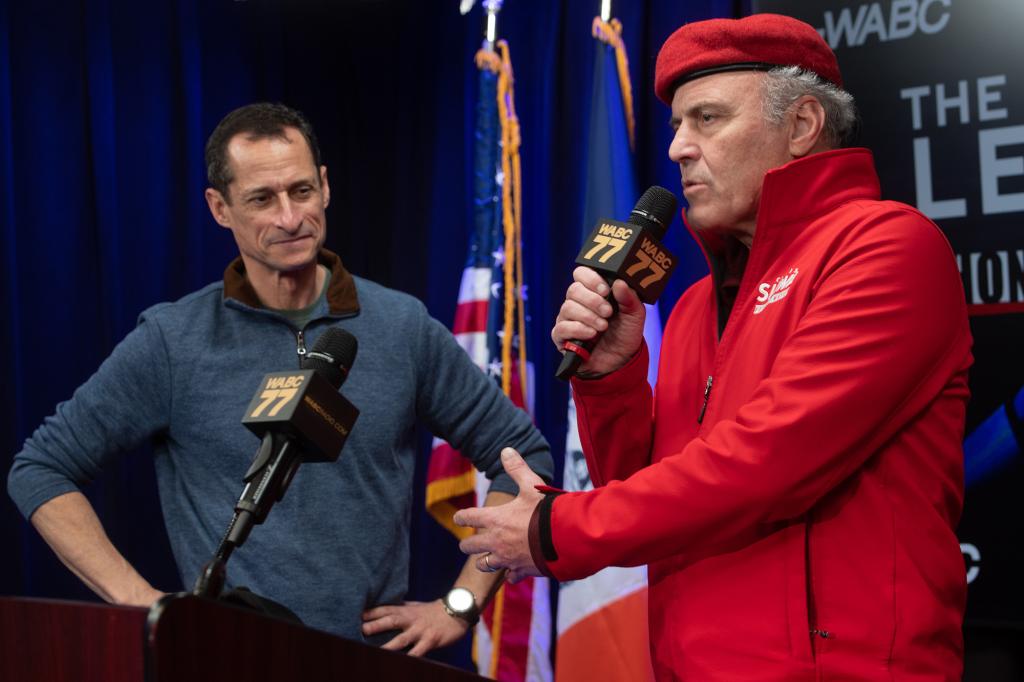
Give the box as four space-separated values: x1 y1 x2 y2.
447 587 475 613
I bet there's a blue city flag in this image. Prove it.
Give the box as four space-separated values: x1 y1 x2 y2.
581 32 638 242
556 17 657 682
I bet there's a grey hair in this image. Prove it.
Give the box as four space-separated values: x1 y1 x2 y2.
761 66 859 148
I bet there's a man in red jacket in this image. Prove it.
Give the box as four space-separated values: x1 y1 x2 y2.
455 14 972 681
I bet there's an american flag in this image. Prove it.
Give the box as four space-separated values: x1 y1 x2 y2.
425 40 552 682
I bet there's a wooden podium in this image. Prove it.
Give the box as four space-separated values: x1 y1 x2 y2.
0 594 487 681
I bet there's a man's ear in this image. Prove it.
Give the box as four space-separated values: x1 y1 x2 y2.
205 188 232 228
319 165 330 209
788 95 827 157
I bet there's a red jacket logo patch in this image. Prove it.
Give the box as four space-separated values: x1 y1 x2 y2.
754 267 799 315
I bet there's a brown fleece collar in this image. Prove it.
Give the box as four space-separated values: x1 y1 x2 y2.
222 248 360 315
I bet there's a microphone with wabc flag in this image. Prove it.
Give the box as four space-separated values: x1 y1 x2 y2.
555 186 679 380
193 328 359 600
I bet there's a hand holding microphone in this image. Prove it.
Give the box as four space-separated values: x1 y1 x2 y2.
553 186 678 380
553 268 648 377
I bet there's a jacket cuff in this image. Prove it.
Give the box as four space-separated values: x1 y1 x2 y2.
528 487 565 579
569 341 649 397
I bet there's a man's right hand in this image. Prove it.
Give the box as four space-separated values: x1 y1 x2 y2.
551 267 646 377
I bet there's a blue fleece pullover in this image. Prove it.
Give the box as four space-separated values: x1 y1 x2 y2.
8 252 552 641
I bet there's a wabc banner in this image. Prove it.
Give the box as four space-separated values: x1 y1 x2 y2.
753 0 1024 625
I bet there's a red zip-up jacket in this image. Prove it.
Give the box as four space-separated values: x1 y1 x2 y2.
537 149 972 680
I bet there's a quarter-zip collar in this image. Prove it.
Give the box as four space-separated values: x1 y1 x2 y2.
222 248 360 316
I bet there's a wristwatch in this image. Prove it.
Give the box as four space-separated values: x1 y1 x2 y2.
442 587 480 626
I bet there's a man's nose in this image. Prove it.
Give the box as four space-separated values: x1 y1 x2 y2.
668 127 700 164
276 196 303 232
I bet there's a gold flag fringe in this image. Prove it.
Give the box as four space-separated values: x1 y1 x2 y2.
476 40 527 399
592 17 636 151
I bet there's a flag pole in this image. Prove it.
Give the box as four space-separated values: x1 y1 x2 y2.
482 0 503 51
600 0 611 22
458 4 547 679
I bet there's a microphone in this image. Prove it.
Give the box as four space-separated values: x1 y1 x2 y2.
555 186 679 381
301 328 356 389
232 328 360 540
193 328 360 599
241 328 359 461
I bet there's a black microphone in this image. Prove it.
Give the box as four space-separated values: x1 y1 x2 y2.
301 328 357 389
231 328 360 540
239 328 359 463
555 186 679 381
193 329 360 599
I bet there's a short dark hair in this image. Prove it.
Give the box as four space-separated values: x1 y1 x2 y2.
204 102 322 201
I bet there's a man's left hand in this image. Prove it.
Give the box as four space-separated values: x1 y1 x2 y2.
454 448 544 583
361 600 469 656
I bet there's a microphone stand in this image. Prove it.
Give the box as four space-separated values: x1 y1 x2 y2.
192 431 303 598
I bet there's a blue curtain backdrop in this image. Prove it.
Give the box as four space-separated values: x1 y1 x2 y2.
0 0 743 669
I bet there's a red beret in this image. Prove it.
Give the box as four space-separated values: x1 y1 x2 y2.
654 13 842 104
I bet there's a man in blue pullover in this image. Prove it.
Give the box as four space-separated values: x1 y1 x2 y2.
7 102 553 655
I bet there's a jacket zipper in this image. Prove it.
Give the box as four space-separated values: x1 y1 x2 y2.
698 236 771 428
809 628 832 639
296 329 307 365
700 242 752 427
698 375 714 423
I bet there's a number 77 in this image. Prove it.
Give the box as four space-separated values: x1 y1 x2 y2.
250 388 299 418
626 251 666 288
584 235 628 263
